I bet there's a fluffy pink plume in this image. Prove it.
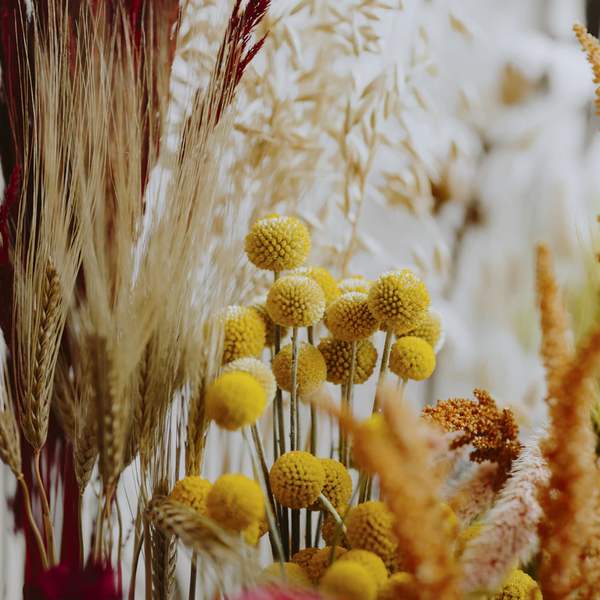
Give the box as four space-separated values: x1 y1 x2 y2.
460 435 550 593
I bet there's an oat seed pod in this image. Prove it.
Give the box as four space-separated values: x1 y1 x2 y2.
293 266 341 307
272 342 327 395
269 450 325 509
267 275 326 328
368 269 430 333
388 336 436 381
223 357 277 405
245 214 311 272
325 293 379 342
396 306 446 354
318 336 378 385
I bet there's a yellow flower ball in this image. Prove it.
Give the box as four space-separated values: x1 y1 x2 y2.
308 458 352 511
346 501 398 562
249 295 289 346
326 293 379 342
494 570 542 600
269 451 325 509
440 503 460 538
206 474 265 532
338 550 388 588
242 520 261 545
306 547 348 584
397 306 446 354
272 342 327 396
454 525 484 559
368 269 430 333
388 336 436 381
205 372 266 431
245 214 311 272
168 476 212 516
259 562 312 589
317 336 378 385
320 561 378 600
291 547 320 572
207 306 266 365
293 266 341 307
223 357 276 405
377 572 414 600
267 275 326 328
338 276 373 295
322 506 352 549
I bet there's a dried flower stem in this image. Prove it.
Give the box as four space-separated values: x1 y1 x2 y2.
189 553 197 600
290 327 299 451
319 494 347 532
34 449 56 567
17 474 48 571
341 341 357 468
373 327 394 414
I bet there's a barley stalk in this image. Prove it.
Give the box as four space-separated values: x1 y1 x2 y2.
151 525 178 600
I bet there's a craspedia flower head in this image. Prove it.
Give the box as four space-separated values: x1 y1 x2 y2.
367 269 430 332
291 548 320 573
308 458 352 511
320 561 378 600
272 342 327 396
494 570 542 600
168 476 212 516
306 547 348 584
454 525 484 559
205 372 266 431
338 276 373 295
346 501 398 562
293 266 341 307
326 293 379 342
206 474 265 532
322 506 352 549
259 563 312 590
317 336 378 385
249 295 289 346
242 520 261 545
223 357 277 406
397 306 446 354
207 306 266 365
267 275 326 328
378 572 414 600
338 550 388 588
388 336 436 381
245 214 311 272
269 451 325 509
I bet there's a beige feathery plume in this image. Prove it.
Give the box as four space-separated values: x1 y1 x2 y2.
574 24 600 118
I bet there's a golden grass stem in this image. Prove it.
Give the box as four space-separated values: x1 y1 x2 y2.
339 385 346 463
341 341 357 468
17 474 48 571
189 552 197 600
373 327 394 414
34 450 56 567
144 516 152 600
290 327 299 452
319 494 346 532
78 494 84 570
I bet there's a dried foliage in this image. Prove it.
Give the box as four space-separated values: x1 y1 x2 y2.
574 24 600 118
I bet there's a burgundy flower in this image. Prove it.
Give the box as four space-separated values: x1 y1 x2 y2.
231 588 323 600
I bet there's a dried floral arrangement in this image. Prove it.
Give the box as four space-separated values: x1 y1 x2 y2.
1 1 600 599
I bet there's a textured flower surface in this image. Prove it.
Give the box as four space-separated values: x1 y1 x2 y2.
306 547 348 584
293 266 341 307
493 570 542 599
259 563 312 589
291 548 320 572
345 501 398 561
250 295 289 346
338 276 373 295
320 561 377 600
169 476 212 515
318 336 378 385
308 458 352 511
272 342 327 395
397 306 445 353
246 214 311 272
368 269 429 333
269 451 325 509
338 550 388 587
322 507 352 549
267 275 326 328
326 293 379 341
223 357 277 405
388 336 436 381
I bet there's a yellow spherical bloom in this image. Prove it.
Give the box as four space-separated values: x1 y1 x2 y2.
454 525 484 559
205 372 266 431
272 342 327 396
308 458 352 511
368 269 430 333
223 357 276 405
245 214 311 272
259 562 312 589
269 451 325 509
338 276 373 295
207 306 266 365
397 306 445 354
291 547 320 572
494 570 542 600
206 474 265 532
326 293 379 342
293 266 341 307
346 501 398 562
322 506 352 549
306 547 348 584
249 295 289 346
388 336 436 381
320 561 378 600
440 503 460 538
168 477 212 516
338 550 388 588
242 520 261 545
267 275 326 328
377 572 414 600
318 336 378 385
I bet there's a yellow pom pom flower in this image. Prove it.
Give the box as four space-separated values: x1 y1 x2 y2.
242 520 261 545
245 214 311 272
269 451 325 509
205 372 266 431
378 572 414 600
338 550 388 588
306 547 348 584
317 336 378 385
454 525 484 559
293 266 341 307
326 293 379 342
272 342 327 396
222 357 276 405
338 276 373 295
291 547 320 572
388 336 436 381
309 458 352 511
368 269 430 333
320 561 378 600
206 474 265 532
168 476 212 516
207 306 266 365
494 570 542 600
259 562 312 589
267 275 326 328
249 295 289 346
322 506 352 549
346 501 398 562
397 306 446 354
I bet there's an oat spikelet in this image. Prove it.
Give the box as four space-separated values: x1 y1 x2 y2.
461 435 550 593
186 378 209 476
574 24 600 117
74 416 98 494
0 337 21 477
